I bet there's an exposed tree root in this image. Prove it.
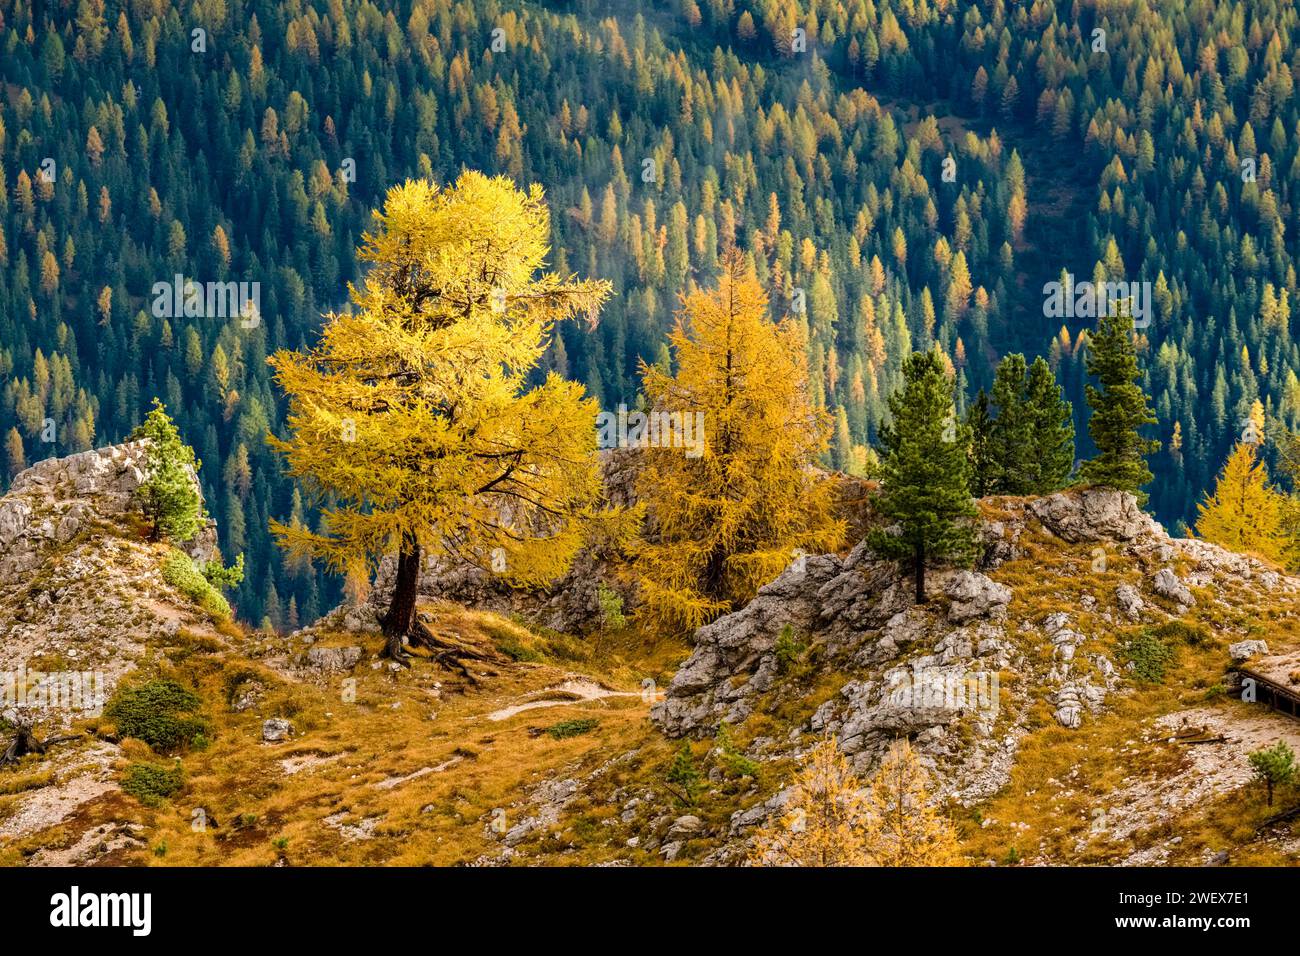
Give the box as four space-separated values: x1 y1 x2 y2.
379 607 508 683
381 631 413 667
0 721 82 767
406 618 506 686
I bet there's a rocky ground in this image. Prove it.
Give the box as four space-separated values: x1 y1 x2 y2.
1 441 1299 866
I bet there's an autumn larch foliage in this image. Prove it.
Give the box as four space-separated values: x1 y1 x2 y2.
748 737 963 867
632 251 844 635
1195 440 1288 565
267 172 611 661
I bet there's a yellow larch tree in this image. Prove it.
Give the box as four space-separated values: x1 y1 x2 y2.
632 251 844 634
268 172 611 662
862 739 964 866
748 737 877 867
1195 440 1288 565
748 737 964 867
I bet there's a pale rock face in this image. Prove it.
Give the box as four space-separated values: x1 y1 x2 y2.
0 441 216 586
261 718 293 742
1115 583 1145 621
1228 639 1269 663
652 486 1293 830
1027 488 1160 543
302 645 364 674
944 570 1012 623
1152 567 1195 607
0 440 219 729
1050 677 1109 728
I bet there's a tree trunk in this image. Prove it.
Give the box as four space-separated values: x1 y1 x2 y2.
377 541 509 681
381 541 421 662
0 722 81 766
702 543 727 608
914 541 927 604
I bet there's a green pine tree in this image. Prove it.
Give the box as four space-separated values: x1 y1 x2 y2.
1025 356 1075 493
130 398 205 542
870 349 978 603
665 741 704 807
1078 311 1159 502
966 388 995 497
1248 741 1296 807
988 353 1034 494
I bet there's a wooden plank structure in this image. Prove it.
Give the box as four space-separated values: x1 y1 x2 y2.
1237 651 1300 719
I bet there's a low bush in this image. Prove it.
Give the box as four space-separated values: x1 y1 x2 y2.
1150 619 1211 647
121 761 185 806
104 678 210 753
665 742 704 807
161 549 232 619
1118 630 1177 684
546 718 600 739
774 624 807 675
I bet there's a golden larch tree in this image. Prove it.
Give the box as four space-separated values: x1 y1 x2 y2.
863 739 964 866
748 737 877 867
268 172 611 662
1195 440 1288 565
749 737 963 867
633 251 844 634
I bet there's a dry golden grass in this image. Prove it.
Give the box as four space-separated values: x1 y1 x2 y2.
957 522 1300 866
8 501 1300 868
38 601 687 867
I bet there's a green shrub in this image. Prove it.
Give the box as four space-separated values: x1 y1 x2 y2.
596 583 626 631
104 678 210 753
201 553 245 589
545 717 600 740
774 624 806 675
1118 629 1177 683
665 742 704 807
162 550 232 619
1150 619 1211 647
715 724 759 780
121 761 185 806
1249 742 1297 807
130 399 205 542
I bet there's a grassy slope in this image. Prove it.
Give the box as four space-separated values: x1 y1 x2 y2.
4 507 1300 866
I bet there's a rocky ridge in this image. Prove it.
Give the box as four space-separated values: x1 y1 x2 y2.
648 487 1298 857
0 444 221 729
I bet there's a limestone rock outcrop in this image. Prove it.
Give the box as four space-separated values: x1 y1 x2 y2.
0 441 215 586
651 487 1294 826
0 442 222 729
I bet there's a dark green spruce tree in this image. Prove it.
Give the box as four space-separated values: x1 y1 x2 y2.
987 353 1034 494
871 350 978 603
1078 310 1159 502
1024 356 1075 493
966 388 995 497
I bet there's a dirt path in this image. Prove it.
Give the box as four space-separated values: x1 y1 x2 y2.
482 677 645 722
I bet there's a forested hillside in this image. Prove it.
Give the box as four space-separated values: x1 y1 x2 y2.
1 0 1296 624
